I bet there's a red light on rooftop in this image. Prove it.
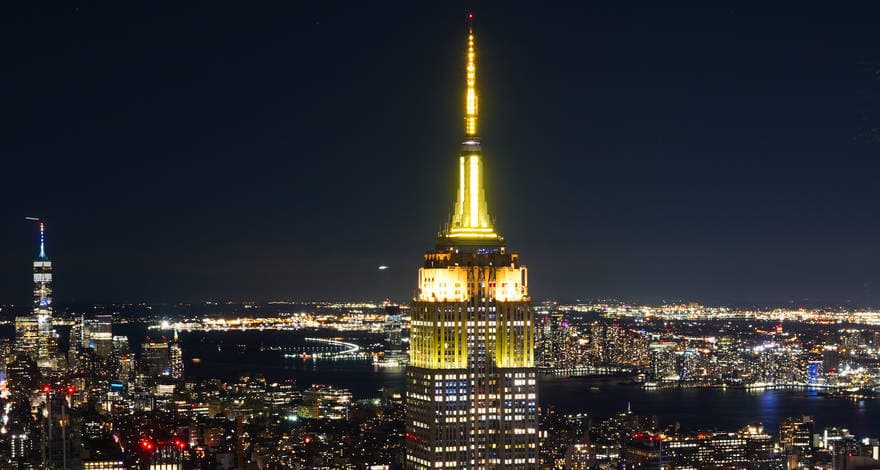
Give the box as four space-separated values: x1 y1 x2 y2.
172 437 186 449
467 12 474 20
140 439 155 452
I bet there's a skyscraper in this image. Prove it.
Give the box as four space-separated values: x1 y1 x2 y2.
383 302 406 366
15 220 58 371
405 15 538 469
169 330 184 379
82 314 114 357
141 339 170 379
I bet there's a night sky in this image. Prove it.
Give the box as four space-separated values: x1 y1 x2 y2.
2 4 879 306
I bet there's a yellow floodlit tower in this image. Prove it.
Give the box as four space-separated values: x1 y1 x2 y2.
405 14 538 470
446 15 497 242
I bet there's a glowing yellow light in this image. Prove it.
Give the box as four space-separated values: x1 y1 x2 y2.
413 265 531 369
450 227 494 232
458 157 465 211
409 287 469 368
469 156 479 227
465 30 478 136
494 267 528 302
445 231 498 239
442 20 499 242
417 268 469 302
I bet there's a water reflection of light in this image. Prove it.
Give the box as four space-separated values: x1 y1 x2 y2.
759 391 779 407
757 390 779 425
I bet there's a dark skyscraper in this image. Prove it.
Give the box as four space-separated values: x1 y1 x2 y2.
405 15 538 469
141 339 170 378
383 303 406 366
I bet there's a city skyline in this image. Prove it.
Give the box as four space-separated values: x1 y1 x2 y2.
3 6 880 470
4 4 880 305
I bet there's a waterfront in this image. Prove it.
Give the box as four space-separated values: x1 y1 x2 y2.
540 376 880 438
137 327 880 437
3 324 878 437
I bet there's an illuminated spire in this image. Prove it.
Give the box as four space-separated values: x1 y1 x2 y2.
39 221 46 259
26 217 46 259
465 12 478 137
444 14 499 243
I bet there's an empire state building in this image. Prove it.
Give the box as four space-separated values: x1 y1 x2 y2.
405 15 538 470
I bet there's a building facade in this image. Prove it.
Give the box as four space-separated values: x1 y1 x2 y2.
778 416 815 456
82 314 114 357
405 15 538 470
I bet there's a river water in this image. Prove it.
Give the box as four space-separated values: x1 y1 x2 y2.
167 328 879 437
3 325 878 438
